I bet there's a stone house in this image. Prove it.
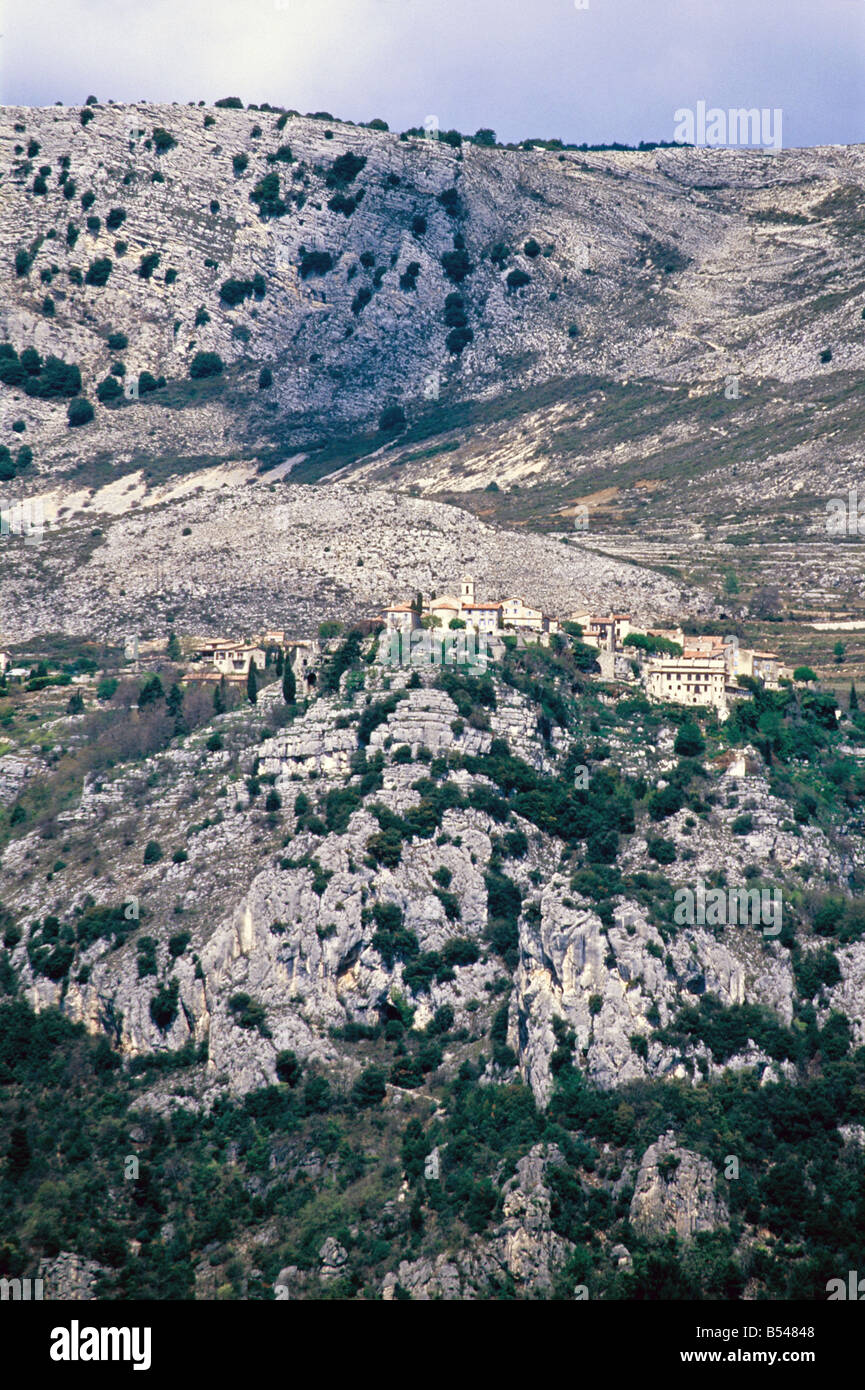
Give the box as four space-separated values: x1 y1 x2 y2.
384 603 421 633
645 654 729 716
501 598 547 632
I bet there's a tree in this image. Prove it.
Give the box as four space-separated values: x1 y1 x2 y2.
167 683 185 732
723 571 739 595
167 630 181 661
67 397 94 427
473 128 497 146
674 722 705 757
793 666 817 684
258 366 273 390
189 351 223 379
6 1120 31 1179
247 661 258 705
834 640 846 664
850 682 859 712
213 677 227 715
282 661 296 706
138 674 164 707
66 691 84 715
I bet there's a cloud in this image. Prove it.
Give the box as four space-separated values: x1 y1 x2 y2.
2 0 862 147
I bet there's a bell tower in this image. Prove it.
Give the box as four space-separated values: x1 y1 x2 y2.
461 575 475 605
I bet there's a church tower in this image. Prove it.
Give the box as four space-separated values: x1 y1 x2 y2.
461 575 475 605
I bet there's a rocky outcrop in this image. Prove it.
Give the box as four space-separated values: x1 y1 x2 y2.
38 1251 108 1300
629 1132 729 1240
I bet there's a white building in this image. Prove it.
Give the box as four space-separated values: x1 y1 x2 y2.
645 655 728 715
384 603 421 633
501 598 546 632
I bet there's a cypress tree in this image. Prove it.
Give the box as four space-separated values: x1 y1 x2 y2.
247 661 258 705
213 677 226 714
282 660 296 706
850 682 859 712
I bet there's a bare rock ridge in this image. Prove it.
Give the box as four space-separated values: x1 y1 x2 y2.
1 102 863 500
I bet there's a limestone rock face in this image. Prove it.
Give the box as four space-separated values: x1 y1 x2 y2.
38 1251 108 1300
381 1143 573 1299
497 1143 574 1292
629 1132 729 1240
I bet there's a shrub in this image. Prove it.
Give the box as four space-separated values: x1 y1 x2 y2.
80 108 94 126
647 835 677 864
86 214 101 234
352 1066 386 1107
164 267 177 285
523 238 541 258
41 297 55 316
107 332 128 351
731 813 754 835
189 351 224 379
399 261 420 291
647 783 684 821
276 1050 301 1086
194 306 210 327
411 213 427 238
441 249 473 283
67 397 94 427
152 127 176 153
299 249 333 278
138 251 160 279
143 840 163 865
14 248 32 276
446 326 473 354
250 171 286 218
84 257 111 287
106 207 126 230
379 404 406 432
81 190 96 210
215 96 243 108
674 722 705 757
228 992 270 1035
258 366 273 389
150 980 179 1032
326 152 366 186
506 268 531 292
232 152 248 175
97 376 123 402
26 356 81 398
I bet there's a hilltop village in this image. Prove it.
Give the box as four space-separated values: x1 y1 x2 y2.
0 572 800 721
49 573 795 722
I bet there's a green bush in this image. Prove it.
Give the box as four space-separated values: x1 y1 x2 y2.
106 207 126 230
189 352 223 379
143 840 163 865
379 405 406 432
107 332 128 351
138 251 160 279
84 257 112 287
674 722 705 756
96 376 122 403
150 980 179 1032
152 127 176 153
258 366 273 389
232 153 248 175
506 268 531 292
352 1066 386 1107
250 171 286 218
67 397 94 427
299 249 333 278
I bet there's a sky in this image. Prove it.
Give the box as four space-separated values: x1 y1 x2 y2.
1 0 863 148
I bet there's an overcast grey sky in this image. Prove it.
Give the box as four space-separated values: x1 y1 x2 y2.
2 0 863 148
